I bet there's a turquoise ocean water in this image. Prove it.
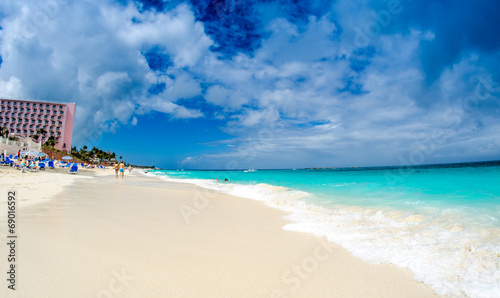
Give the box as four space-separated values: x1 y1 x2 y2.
147 161 500 297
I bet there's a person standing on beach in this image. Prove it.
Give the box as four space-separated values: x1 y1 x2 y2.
114 163 119 178
119 161 125 179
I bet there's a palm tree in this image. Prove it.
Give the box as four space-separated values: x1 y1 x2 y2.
36 128 47 142
0 126 9 138
44 136 57 147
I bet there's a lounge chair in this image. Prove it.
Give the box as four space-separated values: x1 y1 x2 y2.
48 161 57 171
69 163 78 174
38 162 46 170
1 157 13 166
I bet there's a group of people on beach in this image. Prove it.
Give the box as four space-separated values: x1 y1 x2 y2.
1 148 111 173
2 152 50 172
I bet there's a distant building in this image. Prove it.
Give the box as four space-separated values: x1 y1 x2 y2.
0 98 76 152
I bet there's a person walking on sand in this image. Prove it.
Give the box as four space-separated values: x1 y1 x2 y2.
114 162 119 178
119 161 125 179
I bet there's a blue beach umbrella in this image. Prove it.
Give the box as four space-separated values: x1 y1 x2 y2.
62 156 73 160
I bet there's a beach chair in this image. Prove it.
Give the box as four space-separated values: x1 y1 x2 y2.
69 163 78 174
48 161 57 171
1 157 13 166
38 162 46 170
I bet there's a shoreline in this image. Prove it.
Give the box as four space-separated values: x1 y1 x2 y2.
0 168 439 297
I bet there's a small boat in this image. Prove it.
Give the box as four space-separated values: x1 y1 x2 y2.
244 168 257 172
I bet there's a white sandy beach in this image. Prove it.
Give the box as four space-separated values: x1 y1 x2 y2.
0 167 440 297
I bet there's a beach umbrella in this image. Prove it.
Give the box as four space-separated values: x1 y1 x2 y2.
22 150 39 156
35 152 47 157
62 156 73 160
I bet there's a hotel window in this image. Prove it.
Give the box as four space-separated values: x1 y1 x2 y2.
50 132 54 136
20 108 24 111
56 127 60 130
59 111 64 115
57 132 61 136
57 116 61 119
26 103 30 106
33 109 37 112
9 124 13 127
26 108 30 112
59 106 63 109
19 102 23 106
44 115 48 119
16 124 20 127
45 104 49 108
13 102 16 106
51 116 55 119
44 120 48 124
58 121 62 125
23 130 27 134
51 121 55 124
39 104 42 107
16 129 20 133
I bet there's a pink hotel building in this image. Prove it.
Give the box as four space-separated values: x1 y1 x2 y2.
0 98 76 152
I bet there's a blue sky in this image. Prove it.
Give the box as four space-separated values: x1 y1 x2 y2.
0 0 499 169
